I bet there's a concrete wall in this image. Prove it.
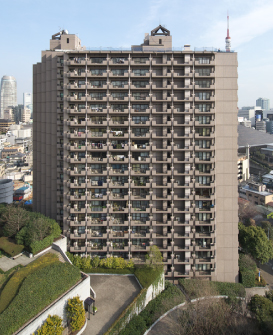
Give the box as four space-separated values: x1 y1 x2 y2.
16 275 90 335
144 271 165 306
214 52 239 282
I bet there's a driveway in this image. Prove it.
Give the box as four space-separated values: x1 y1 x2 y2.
83 275 141 335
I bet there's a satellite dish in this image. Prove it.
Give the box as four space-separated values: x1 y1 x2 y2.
64 29 69 34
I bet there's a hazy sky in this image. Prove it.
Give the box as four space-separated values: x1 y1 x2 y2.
1 0 273 107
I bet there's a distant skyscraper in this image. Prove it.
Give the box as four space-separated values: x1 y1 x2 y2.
23 92 32 117
256 97 270 110
0 76 17 118
23 93 32 108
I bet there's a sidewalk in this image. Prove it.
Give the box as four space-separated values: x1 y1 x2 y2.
0 254 34 272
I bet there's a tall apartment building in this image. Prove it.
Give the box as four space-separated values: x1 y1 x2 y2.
33 27 238 282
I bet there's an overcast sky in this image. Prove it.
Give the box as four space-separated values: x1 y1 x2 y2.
1 0 273 107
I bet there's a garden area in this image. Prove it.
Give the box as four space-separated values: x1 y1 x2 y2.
0 253 82 335
0 204 61 257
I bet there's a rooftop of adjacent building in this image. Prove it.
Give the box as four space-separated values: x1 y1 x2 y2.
48 25 235 53
240 184 272 197
238 124 273 148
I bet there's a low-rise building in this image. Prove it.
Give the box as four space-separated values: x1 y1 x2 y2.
1 145 24 159
0 119 15 131
239 181 273 205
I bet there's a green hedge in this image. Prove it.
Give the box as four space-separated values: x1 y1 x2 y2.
66 252 134 271
134 266 163 289
29 234 54 254
179 279 246 299
241 270 256 288
0 262 81 335
0 253 59 313
119 282 185 335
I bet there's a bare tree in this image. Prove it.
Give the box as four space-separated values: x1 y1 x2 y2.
1 205 28 237
167 297 260 335
238 201 258 225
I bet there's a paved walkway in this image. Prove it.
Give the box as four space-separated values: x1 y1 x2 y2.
83 275 141 335
0 254 34 272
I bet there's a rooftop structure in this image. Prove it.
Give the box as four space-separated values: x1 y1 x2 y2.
33 26 239 282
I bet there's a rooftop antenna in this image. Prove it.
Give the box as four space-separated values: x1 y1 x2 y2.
225 11 231 52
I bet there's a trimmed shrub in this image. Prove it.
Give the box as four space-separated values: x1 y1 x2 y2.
29 234 54 254
241 270 255 288
119 315 146 335
34 314 64 335
0 262 81 335
0 253 59 313
66 296 85 332
0 237 24 257
66 252 135 272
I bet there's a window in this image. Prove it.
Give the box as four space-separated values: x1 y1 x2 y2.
159 39 162 44
132 69 149 76
67 38 69 43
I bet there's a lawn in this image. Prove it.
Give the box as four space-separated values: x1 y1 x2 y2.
0 253 59 313
0 261 81 335
0 237 24 257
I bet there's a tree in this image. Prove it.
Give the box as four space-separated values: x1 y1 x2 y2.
66 296 85 331
168 294 259 335
239 223 273 264
34 315 64 335
261 221 273 241
145 245 163 268
238 201 258 225
1 205 28 237
249 295 273 332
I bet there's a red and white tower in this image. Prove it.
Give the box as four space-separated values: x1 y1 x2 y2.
225 13 231 52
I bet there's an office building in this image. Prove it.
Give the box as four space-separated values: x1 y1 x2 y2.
256 97 270 110
23 92 32 116
21 108 31 123
33 27 238 282
0 76 17 118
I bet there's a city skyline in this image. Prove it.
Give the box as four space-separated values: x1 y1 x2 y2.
0 0 273 107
